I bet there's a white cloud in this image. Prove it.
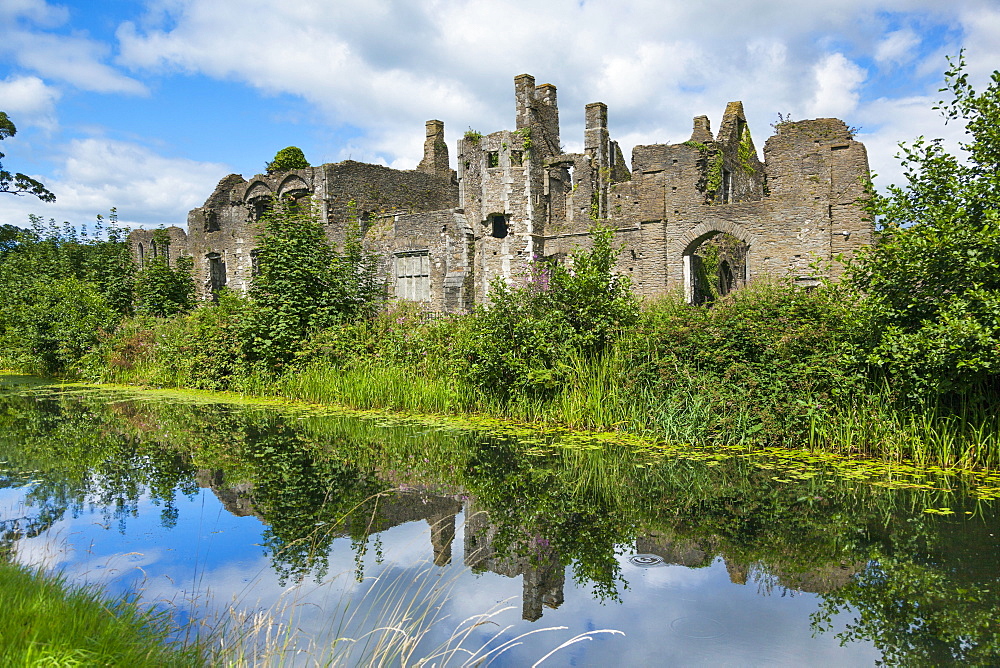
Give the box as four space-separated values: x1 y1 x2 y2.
0 0 146 94
0 75 60 129
0 0 68 27
112 0 965 168
855 93 969 190
0 137 230 228
875 28 921 66
805 53 867 119
3 0 999 218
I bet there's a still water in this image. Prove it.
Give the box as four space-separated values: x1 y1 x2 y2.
1 375 999 666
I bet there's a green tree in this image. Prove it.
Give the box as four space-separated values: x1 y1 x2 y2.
849 53 1000 399
465 225 638 400
266 146 310 173
0 112 55 202
248 197 382 367
134 229 195 317
0 214 135 374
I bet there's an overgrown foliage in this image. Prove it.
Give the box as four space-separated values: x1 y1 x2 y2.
266 146 310 173
850 52 1000 401
247 197 382 368
134 229 195 317
464 225 638 400
0 215 133 374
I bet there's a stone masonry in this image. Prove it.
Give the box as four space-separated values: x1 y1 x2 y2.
130 74 871 310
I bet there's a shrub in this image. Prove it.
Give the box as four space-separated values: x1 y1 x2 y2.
463 225 638 400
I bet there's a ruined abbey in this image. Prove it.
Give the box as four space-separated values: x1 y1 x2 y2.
130 74 872 309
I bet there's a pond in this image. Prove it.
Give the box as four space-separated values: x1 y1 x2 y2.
1 374 999 666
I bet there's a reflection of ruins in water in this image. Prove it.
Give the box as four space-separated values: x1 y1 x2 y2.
197 471 860 622
195 469 462 567
463 500 566 622
636 530 862 594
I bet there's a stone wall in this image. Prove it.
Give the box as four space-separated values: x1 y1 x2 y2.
131 73 872 311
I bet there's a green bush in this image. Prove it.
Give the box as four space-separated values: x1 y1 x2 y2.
134 230 195 317
463 225 638 400
248 198 381 369
850 53 1000 401
266 146 309 173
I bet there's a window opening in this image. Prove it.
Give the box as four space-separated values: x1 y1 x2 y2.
510 150 523 167
722 168 732 203
488 214 509 239
253 199 272 220
207 252 227 300
395 250 430 302
137 243 144 267
205 211 220 232
487 152 500 168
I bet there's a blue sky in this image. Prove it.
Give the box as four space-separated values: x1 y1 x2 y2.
1 0 999 228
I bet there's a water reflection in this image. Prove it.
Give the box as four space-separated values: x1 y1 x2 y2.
1 376 998 665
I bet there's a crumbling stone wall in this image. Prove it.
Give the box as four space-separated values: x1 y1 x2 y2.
132 72 871 312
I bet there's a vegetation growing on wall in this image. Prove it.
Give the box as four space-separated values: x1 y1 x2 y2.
134 229 195 317
738 125 756 175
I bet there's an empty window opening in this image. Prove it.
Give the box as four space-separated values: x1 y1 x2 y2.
249 249 260 277
718 260 735 296
137 243 144 267
722 168 733 203
207 252 227 300
488 214 509 239
487 152 500 168
253 199 272 220
205 211 220 232
510 150 523 167
395 251 430 302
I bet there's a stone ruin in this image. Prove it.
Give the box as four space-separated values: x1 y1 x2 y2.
129 74 872 310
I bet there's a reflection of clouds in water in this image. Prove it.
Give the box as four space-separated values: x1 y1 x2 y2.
2 482 880 666
14 523 75 572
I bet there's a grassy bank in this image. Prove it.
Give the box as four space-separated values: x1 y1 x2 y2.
0 560 205 666
66 279 1000 471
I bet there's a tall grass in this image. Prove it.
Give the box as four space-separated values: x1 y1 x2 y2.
0 560 205 667
279 363 476 415
805 387 1000 470
76 283 1000 471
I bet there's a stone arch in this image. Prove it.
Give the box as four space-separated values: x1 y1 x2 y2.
245 181 274 221
679 221 757 304
277 174 309 199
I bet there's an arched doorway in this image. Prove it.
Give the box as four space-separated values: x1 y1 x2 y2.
682 230 749 305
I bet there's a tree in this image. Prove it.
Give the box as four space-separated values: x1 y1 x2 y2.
0 111 55 202
134 229 195 317
248 197 382 367
849 53 1000 399
266 146 310 174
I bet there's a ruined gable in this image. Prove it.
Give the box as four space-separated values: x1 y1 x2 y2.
135 74 871 311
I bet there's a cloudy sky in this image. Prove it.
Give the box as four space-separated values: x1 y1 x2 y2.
1 0 998 229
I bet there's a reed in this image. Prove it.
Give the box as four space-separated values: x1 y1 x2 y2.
278 363 477 415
